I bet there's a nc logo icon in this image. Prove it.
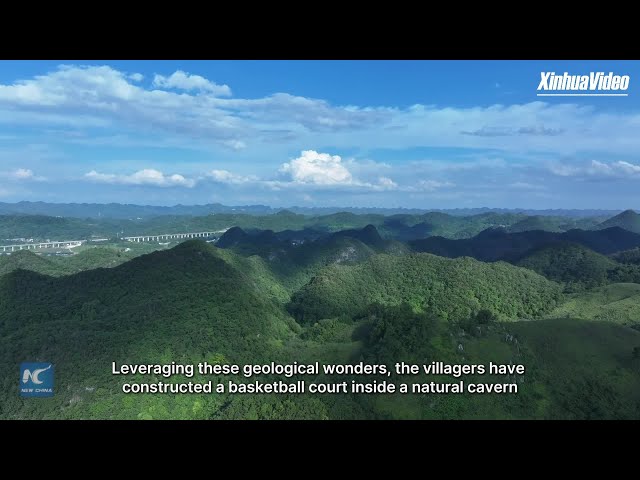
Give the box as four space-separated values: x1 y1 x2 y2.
20 362 54 398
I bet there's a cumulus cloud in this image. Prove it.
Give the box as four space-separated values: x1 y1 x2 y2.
280 150 353 186
152 70 231 96
129 73 144 82
85 169 196 187
203 151 398 192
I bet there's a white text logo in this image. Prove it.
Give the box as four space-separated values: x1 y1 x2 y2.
537 72 630 97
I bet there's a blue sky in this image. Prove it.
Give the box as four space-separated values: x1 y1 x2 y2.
0 60 639 209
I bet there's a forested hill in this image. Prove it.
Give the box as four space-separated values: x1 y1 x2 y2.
288 253 562 323
0 248 137 278
2 237 640 420
410 227 640 261
515 242 640 291
596 209 640 234
0 241 297 360
215 225 399 293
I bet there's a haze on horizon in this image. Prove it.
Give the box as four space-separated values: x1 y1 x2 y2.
1 60 639 210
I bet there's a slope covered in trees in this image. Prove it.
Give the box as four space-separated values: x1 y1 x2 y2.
0 250 63 277
1 237 639 419
596 209 640 234
216 225 408 293
410 227 640 261
0 248 139 277
549 283 640 326
0 241 302 419
612 247 640 265
515 243 640 291
354 305 640 419
288 253 562 323
506 215 601 233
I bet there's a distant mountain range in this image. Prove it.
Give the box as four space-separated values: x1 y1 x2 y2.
410 226 640 261
0 201 626 219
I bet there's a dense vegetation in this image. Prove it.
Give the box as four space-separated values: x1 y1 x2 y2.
613 247 640 265
506 215 602 233
288 253 562 323
516 243 640 292
596 209 640 234
548 283 640 327
411 227 640 261
2 205 640 420
0 246 160 277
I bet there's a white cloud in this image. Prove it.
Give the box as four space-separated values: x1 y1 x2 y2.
129 73 144 82
207 169 256 185
547 162 581 177
13 168 34 179
85 169 196 187
280 150 354 185
152 70 231 96
377 176 397 188
1 168 46 182
548 160 640 178
616 161 640 174
204 151 398 192
587 160 613 175
3 65 640 157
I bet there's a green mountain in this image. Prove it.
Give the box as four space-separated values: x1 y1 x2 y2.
410 227 640 261
0 250 64 277
613 247 640 265
0 241 306 419
2 239 640 419
549 283 640 326
507 216 601 233
597 209 640 234
288 253 562 323
0 215 95 240
355 304 640 419
217 225 404 294
0 248 139 278
515 242 640 292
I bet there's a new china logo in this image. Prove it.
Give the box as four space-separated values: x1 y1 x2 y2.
537 72 630 97
20 362 54 397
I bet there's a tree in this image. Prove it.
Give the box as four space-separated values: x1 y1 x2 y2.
475 309 496 325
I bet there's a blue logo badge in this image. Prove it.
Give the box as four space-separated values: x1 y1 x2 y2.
20 362 54 398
